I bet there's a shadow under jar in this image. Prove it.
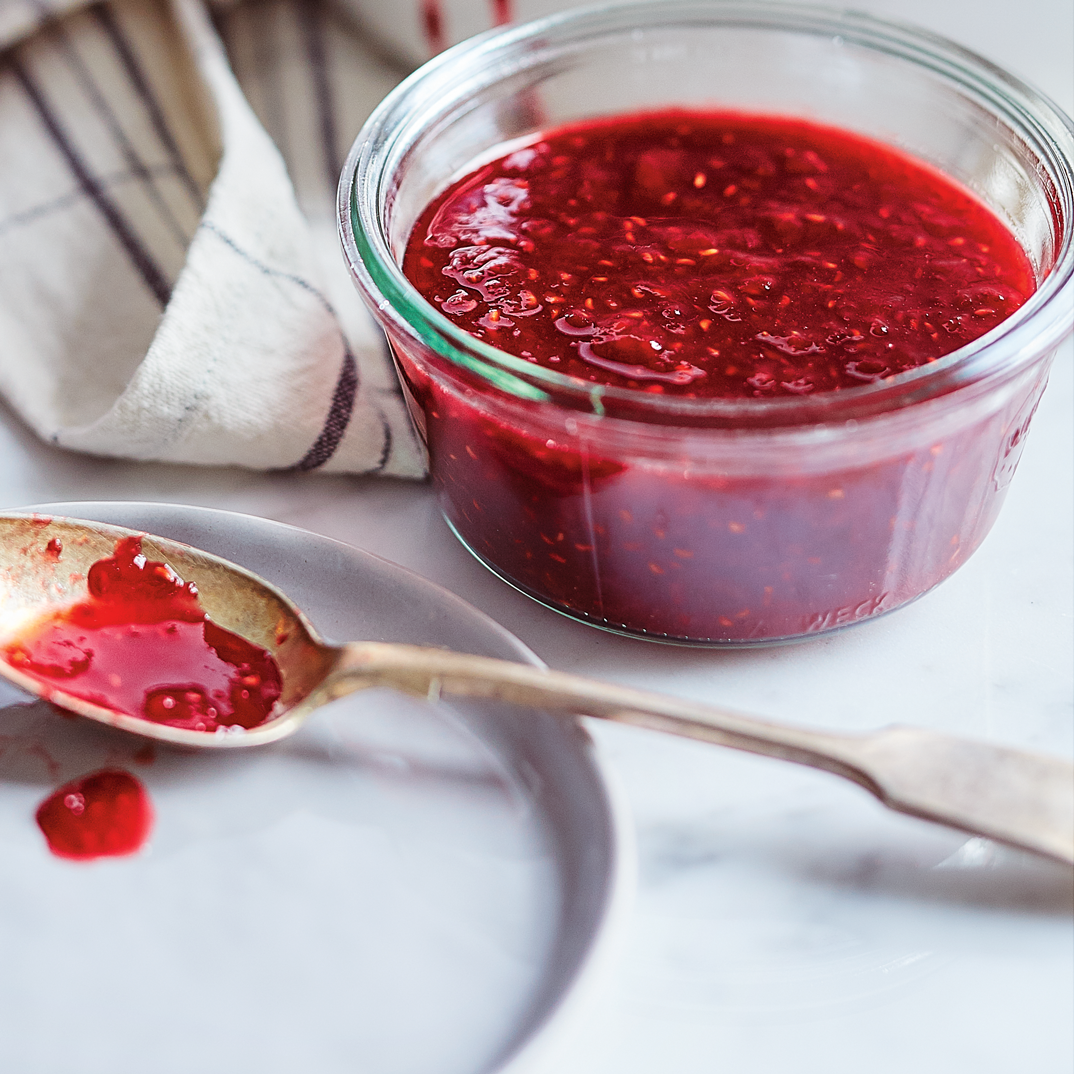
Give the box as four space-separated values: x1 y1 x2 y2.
339 1 1074 646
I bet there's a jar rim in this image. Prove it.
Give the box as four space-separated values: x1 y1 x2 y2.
338 0 1074 427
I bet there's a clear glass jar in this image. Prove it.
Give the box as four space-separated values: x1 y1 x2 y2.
339 1 1074 645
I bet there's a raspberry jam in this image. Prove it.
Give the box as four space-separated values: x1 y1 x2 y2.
405 112 1032 398
36 768 153 861
396 112 1042 643
2 537 282 730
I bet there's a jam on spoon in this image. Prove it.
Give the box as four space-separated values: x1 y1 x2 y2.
3 535 282 732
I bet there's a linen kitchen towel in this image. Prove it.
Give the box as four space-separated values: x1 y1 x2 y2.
0 0 588 474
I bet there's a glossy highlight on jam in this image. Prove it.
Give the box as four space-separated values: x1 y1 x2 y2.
2 536 282 730
404 112 1033 397
395 112 1042 642
35 768 153 861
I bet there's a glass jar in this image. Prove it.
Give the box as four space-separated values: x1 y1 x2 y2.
339 1 1074 645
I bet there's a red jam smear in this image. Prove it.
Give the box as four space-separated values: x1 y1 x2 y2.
3 536 282 730
36 768 153 860
397 112 1042 642
404 111 1032 396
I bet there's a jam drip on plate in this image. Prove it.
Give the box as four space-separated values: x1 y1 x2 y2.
36 768 153 861
3 536 282 731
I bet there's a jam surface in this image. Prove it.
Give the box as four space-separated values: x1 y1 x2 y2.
404 111 1033 397
3 537 282 731
36 768 153 861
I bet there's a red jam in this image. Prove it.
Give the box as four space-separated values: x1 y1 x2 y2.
36 768 153 860
405 112 1032 395
3 537 282 730
398 112 1040 642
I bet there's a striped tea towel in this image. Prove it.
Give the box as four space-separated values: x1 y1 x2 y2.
0 0 576 475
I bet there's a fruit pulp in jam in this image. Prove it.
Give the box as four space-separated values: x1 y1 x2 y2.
399 111 1040 642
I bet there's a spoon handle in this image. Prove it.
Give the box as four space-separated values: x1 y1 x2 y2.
331 642 1074 864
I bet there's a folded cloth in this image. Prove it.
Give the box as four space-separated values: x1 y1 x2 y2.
0 0 573 475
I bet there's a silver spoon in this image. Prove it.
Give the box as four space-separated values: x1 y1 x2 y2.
1 512 1071 864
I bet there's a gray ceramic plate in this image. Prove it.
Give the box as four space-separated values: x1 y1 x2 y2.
0 502 631 1074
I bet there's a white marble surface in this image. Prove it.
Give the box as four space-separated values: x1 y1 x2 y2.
1 0 1072 1070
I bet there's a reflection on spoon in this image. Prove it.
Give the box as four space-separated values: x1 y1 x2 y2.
1 512 1071 865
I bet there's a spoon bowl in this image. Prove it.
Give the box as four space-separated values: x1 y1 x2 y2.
1 511 1072 864
0 513 335 746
